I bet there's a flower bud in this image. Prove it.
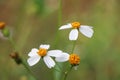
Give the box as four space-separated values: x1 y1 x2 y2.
0 22 5 29
10 52 22 65
1 28 10 37
69 54 80 66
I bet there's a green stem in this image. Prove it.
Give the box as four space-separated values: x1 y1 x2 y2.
71 40 77 53
53 1 62 80
8 37 37 80
8 37 16 51
22 59 38 80
63 40 77 80
53 0 62 47
63 66 73 80
58 0 62 26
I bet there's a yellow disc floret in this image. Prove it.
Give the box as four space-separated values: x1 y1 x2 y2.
69 54 80 66
71 22 80 29
37 48 47 57
0 22 5 29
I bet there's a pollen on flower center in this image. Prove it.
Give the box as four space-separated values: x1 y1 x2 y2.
37 48 47 57
71 22 80 29
69 54 80 65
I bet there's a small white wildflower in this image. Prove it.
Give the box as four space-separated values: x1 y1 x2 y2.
27 44 62 68
59 22 94 40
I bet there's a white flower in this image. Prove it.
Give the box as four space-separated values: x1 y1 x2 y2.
55 53 80 66
59 22 94 40
27 44 62 68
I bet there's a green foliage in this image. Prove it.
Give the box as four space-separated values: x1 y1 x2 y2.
34 0 45 15
0 0 120 80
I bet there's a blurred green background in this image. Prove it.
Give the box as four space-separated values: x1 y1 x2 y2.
0 0 120 80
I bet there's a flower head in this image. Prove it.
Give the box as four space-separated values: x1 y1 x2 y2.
27 44 62 68
0 22 10 38
0 22 5 29
55 53 80 66
69 54 80 66
59 22 94 40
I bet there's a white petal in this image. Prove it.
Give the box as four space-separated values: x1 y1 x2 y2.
55 53 69 62
59 24 72 30
79 25 94 38
39 44 50 49
69 29 78 40
43 56 55 68
47 50 62 57
28 48 38 57
27 56 41 66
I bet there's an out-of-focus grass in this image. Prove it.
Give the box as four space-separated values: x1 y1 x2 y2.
0 0 120 80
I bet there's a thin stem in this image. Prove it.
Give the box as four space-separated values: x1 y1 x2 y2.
53 1 62 80
71 40 77 53
8 37 16 51
54 62 65 80
58 0 62 26
53 0 62 47
22 59 38 80
63 40 77 80
8 37 37 79
63 66 73 80
8 36 20 53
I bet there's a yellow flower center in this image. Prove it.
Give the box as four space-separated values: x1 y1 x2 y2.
37 48 47 57
71 22 80 29
69 54 80 66
0 22 5 29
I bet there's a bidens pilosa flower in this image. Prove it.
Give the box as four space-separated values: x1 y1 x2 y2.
55 53 80 66
27 44 62 68
59 22 94 40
